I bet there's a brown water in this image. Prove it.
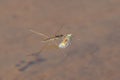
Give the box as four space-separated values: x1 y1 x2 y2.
0 0 120 80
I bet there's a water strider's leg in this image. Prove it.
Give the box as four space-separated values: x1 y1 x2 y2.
29 29 49 38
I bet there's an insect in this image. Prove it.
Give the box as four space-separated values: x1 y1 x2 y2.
29 27 72 49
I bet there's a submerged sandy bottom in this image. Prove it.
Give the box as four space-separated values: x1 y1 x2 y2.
0 0 120 80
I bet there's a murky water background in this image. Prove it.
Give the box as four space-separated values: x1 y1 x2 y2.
0 0 120 80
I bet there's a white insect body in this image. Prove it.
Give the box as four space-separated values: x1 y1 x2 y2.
29 26 73 49
59 34 72 48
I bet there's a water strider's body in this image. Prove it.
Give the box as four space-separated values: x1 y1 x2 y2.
29 29 72 48
42 34 72 48
42 34 64 42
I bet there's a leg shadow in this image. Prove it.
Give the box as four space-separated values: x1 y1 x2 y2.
15 53 46 72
